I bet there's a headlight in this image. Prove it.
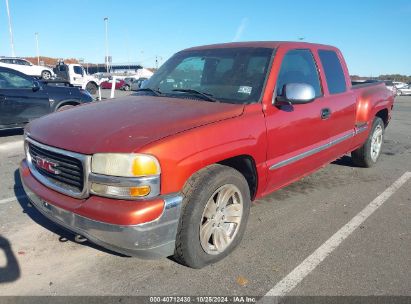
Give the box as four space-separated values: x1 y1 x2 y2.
92 153 160 177
90 153 161 199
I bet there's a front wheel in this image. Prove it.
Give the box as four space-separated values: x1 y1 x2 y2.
86 82 98 95
351 117 385 167
41 70 52 80
123 84 130 91
174 164 251 268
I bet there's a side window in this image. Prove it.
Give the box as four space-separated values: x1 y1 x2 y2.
20 60 31 66
318 50 346 94
276 49 322 97
0 71 32 89
73 66 84 75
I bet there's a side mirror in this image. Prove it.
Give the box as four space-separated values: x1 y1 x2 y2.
276 83 316 105
32 81 41 92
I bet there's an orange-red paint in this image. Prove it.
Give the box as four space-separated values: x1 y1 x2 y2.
22 42 394 225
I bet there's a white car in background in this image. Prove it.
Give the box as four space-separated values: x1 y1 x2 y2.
0 57 54 79
383 80 397 95
393 81 407 89
397 85 411 96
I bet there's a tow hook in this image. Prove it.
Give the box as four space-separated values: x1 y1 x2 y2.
74 234 88 243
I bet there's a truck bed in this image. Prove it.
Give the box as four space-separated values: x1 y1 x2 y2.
351 80 383 89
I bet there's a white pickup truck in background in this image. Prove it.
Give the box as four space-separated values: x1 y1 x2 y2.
54 62 100 94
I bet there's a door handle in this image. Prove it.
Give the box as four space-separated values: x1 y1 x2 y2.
321 108 331 120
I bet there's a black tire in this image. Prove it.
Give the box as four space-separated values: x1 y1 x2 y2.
41 70 52 80
174 164 251 269
86 82 98 95
123 85 130 91
351 117 385 167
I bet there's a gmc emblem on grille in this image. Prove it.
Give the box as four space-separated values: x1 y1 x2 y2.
32 156 60 175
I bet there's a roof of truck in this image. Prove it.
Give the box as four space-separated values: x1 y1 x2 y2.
183 41 338 51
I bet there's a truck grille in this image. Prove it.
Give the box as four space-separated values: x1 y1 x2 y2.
26 139 89 198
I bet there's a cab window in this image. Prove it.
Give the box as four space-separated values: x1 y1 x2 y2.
0 71 32 89
73 66 84 75
318 50 347 94
276 49 322 97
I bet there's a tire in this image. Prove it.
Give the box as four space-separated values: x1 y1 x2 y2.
57 104 75 112
174 164 251 268
41 70 52 80
86 82 98 95
351 117 385 167
123 85 130 91
397 90 402 96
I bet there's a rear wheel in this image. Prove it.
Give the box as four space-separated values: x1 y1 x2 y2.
41 70 52 80
351 117 385 167
123 84 130 91
86 82 98 95
174 164 250 268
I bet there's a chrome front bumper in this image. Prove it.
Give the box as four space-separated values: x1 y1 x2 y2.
20 167 183 259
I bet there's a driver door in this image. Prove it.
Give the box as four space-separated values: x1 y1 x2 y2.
71 65 85 87
263 48 332 193
0 70 50 126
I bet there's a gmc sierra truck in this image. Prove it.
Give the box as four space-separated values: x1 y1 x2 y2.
20 42 394 268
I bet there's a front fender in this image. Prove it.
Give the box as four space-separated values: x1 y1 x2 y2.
140 106 268 195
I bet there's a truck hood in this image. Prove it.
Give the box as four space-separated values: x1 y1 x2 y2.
26 95 244 154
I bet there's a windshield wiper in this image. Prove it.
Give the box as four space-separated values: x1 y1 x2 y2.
135 88 162 96
172 89 220 102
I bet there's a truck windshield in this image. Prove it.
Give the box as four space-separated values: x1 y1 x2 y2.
142 47 274 104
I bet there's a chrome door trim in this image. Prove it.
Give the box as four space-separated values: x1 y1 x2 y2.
269 126 368 171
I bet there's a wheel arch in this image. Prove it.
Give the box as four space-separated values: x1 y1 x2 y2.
54 100 80 111
86 81 98 87
181 154 259 201
375 108 389 127
218 155 258 200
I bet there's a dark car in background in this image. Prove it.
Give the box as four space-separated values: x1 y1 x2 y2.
0 67 94 131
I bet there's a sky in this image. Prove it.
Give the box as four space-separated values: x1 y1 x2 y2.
0 0 410 76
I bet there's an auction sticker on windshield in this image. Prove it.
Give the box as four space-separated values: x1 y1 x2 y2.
238 86 252 94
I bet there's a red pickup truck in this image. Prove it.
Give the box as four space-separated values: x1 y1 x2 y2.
20 42 394 268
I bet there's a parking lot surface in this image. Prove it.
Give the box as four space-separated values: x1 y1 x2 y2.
0 96 410 297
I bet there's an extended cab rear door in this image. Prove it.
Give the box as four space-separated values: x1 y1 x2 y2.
315 49 357 158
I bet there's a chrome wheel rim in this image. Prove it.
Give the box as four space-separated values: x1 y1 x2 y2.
371 125 383 162
199 184 243 255
43 72 51 79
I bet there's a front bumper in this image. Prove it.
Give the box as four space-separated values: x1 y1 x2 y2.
20 160 183 258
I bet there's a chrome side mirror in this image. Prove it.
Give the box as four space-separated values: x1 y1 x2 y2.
276 83 316 104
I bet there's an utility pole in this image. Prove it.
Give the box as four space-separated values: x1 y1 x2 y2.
35 32 40 65
155 56 162 69
104 17 109 73
5 0 16 57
